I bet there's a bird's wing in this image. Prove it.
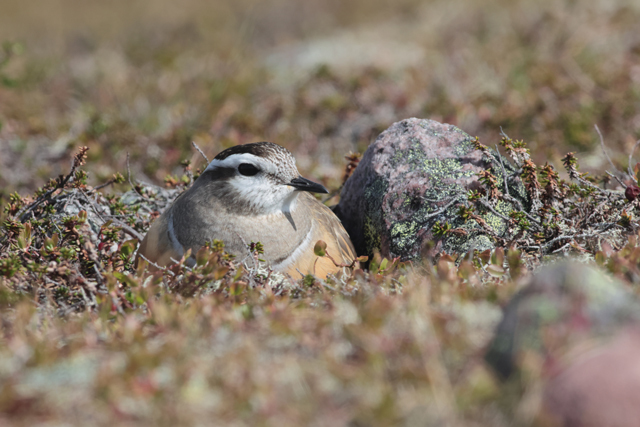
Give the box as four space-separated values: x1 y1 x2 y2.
317 202 357 263
136 208 183 269
284 195 357 279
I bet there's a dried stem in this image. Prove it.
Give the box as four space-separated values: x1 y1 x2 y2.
192 141 210 163
595 124 623 177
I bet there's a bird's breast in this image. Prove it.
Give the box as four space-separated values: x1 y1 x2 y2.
173 192 313 265
229 208 313 264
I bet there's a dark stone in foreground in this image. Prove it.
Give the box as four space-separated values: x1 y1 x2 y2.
334 118 526 260
538 326 640 427
485 262 640 380
487 262 640 426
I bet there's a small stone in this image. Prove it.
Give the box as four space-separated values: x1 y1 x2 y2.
625 184 640 201
334 118 527 260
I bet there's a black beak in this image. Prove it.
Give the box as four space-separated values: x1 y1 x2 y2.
287 176 329 194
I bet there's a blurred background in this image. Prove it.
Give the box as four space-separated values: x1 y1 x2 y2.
1 0 639 197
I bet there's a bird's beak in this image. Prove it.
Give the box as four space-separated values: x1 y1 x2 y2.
287 176 329 194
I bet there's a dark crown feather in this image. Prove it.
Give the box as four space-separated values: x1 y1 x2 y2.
213 142 292 161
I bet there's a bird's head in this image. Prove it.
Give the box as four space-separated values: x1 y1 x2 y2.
201 142 328 215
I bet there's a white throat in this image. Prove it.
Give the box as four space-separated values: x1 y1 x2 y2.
229 182 300 216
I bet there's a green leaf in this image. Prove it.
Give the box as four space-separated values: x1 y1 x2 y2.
491 248 505 266
458 260 476 280
478 249 491 264
214 267 229 280
17 223 32 250
113 271 139 287
507 248 522 279
119 239 137 258
486 264 505 277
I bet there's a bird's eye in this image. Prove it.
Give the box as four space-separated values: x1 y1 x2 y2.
238 163 260 176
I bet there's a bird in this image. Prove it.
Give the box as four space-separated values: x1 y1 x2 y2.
137 141 357 279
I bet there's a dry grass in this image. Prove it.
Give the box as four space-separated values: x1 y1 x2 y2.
1 0 640 197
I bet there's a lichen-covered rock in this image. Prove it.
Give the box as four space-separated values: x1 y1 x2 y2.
334 118 527 260
485 262 640 380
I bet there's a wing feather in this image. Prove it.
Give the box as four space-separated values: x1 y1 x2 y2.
136 208 182 269
283 195 357 279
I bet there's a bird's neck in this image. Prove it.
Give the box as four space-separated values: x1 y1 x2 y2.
275 190 299 216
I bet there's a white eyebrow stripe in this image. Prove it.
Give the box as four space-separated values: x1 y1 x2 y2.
204 153 275 173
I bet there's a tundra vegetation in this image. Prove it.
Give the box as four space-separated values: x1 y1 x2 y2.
1 0 640 425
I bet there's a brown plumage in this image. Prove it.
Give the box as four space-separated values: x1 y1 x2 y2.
137 142 356 279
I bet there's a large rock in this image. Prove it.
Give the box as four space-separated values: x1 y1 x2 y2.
334 118 526 260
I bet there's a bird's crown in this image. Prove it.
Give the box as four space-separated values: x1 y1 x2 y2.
213 141 292 162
